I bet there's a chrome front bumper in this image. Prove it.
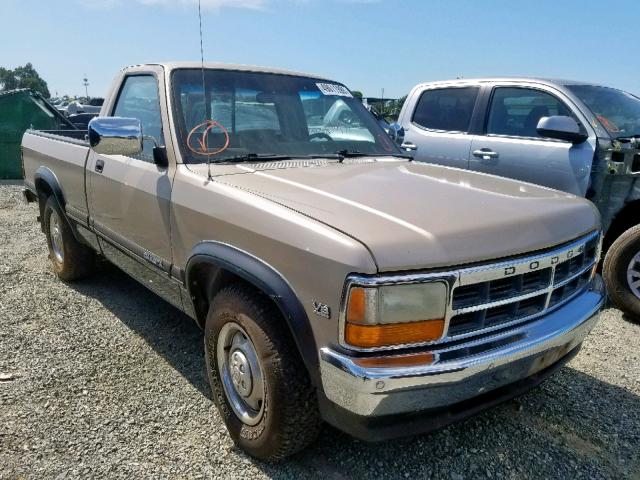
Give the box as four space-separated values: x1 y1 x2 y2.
319 277 605 417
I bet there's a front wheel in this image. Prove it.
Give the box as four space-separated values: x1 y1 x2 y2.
603 224 640 321
204 284 321 460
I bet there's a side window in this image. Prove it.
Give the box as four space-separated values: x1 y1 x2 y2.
487 87 574 139
412 87 479 133
112 75 163 160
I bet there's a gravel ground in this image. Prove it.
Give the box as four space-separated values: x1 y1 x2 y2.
0 184 639 479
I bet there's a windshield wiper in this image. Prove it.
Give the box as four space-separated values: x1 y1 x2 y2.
217 153 351 163
335 149 368 158
334 149 414 162
209 151 412 166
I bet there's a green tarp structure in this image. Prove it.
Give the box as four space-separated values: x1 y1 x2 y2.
0 89 73 179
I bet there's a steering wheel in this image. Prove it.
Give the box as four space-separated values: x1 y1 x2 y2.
309 132 334 142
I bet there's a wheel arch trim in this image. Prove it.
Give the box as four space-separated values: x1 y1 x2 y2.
34 166 86 243
34 166 66 208
185 241 320 386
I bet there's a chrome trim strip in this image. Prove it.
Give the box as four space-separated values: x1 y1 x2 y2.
93 220 172 274
446 279 593 344
454 231 598 285
339 230 601 352
65 204 88 227
454 288 549 315
553 261 595 289
452 259 596 316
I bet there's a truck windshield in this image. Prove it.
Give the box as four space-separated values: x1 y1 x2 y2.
568 84 640 138
171 69 401 163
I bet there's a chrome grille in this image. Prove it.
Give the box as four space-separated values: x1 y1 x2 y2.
447 232 600 338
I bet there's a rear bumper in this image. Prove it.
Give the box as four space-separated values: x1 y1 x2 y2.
318 277 604 438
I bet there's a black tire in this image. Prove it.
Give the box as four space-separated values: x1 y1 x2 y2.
43 196 95 281
204 284 321 460
603 224 640 321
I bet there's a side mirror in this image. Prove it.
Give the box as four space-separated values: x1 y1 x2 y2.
387 122 405 145
536 116 588 144
88 117 143 156
152 146 169 168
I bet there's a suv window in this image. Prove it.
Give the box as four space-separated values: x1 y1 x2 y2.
487 87 574 138
412 87 479 132
113 75 164 159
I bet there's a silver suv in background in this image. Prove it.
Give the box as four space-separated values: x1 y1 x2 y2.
392 78 640 319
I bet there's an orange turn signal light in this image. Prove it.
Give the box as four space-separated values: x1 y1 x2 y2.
345 319 445 348
353 352 435 368
346 287 367 324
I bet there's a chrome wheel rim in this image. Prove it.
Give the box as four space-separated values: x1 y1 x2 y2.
217 322 265 426
627 251 640 299
49 210 64 263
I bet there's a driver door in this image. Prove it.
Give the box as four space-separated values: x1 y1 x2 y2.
87 68 179 305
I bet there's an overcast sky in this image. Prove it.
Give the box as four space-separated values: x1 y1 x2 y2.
2 0 639 98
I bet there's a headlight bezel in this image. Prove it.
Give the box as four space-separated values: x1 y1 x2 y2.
339 272 457 352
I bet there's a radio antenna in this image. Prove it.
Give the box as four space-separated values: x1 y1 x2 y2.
198 0 206 96
197 0 213 180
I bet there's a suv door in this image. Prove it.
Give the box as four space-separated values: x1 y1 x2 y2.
468 84 596 196
399 86 480 169
86 70 178 304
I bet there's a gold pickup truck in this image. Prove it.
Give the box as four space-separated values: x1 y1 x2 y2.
22 62 605 460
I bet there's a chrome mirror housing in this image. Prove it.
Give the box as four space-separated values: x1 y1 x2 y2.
387 122 405 145
88 117 143 156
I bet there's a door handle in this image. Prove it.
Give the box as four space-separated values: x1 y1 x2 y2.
472 148 499 160
95 159 105 173
401 142 418 151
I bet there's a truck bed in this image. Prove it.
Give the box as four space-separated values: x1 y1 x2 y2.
26 129 88 144
21 129 92 222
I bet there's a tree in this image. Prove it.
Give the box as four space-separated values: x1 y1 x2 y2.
385 95 408 121
0 63 50 98
351 90 363 100
0 68 18 91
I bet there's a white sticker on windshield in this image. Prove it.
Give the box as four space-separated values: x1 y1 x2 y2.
316 83 353 98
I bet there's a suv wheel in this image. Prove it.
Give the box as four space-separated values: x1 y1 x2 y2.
43 196 95 281
603 224 640 320
204 284 321 460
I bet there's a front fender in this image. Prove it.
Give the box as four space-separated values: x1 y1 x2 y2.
186 241 320 386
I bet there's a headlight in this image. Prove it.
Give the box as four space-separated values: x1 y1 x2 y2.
343 281 448 349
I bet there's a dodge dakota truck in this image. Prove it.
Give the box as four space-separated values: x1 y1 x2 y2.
390 77 640 319
22 63 605 460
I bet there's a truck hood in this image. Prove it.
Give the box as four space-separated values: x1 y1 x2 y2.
204 159 600 271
